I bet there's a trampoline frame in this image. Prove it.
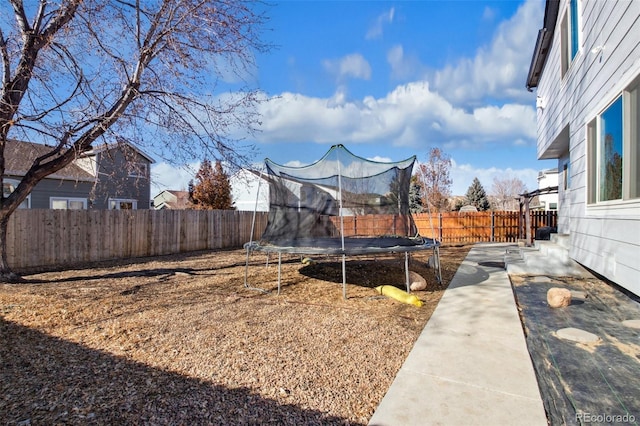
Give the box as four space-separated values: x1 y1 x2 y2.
243 237 441 299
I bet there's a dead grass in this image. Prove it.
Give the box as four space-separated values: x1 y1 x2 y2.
1 245 470 425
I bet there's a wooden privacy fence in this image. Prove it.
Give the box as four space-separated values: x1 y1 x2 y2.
328 211 556 243
6 209 556 272
7 209 268 272
413 211 557 244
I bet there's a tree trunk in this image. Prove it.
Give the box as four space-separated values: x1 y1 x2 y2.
0 212 23 283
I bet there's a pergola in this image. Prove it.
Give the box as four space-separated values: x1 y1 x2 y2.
518 185 559 244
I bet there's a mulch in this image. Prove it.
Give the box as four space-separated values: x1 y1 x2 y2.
1 245 471 425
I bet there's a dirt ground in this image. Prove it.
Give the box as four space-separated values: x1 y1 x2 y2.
1 245 471 425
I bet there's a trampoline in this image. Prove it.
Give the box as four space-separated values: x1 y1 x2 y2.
244 144 441 298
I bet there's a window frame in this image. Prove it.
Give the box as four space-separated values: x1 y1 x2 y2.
50 197 88 210
127 162 148 179
561 0 581 78
3 179 31 209
587 74 640 212
570 0 580 59
109 198 137 210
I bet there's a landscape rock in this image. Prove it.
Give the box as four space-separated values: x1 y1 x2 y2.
409 271 427 291
622 319 640 329
547 287 572 308
556 327 600 344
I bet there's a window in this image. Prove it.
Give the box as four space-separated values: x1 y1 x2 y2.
587 75 640 204
570 0 579 59
599 97 623 201
109 199 137 210
50 197 87 210
561 0 580 77
3 180 30 209
128 162 148 178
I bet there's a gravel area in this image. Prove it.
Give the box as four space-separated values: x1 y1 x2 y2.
1 245 470 425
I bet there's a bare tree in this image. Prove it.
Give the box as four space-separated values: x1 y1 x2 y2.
415 147 452 212
0 0 269 280
491 175 527 211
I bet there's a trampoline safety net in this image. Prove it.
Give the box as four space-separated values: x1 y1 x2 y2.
244 144 441 298
259 144 420 251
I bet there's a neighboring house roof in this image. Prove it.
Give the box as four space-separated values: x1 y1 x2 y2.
4 139 95 182
154 190 190 209
526 0 560 90
86 141 155 164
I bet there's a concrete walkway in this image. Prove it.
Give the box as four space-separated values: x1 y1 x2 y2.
368 243 547 426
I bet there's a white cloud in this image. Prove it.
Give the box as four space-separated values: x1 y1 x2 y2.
367 155 393 163
387 44 424 80
284 160 308 168
482 6 497 22
427 0 543 105
150 161 199 196
323 53 372 82
256 81 536 148
450 158 539 195
366 7 395 40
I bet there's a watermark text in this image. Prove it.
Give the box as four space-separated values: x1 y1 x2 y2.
576 412 636 424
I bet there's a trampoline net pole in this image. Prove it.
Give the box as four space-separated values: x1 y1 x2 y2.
337 148 347 299
245 165 265 290
250 166 265 242
337 147 345 251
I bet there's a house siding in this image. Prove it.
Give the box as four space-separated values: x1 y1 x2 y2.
536 0 640 296
6 173 94 209
92 147 151 209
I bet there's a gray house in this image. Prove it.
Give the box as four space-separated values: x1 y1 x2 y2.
4 139 154 209
526 0 640 296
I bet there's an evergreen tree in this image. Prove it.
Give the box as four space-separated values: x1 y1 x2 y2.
465 177 491 211
409 175 424 213
187 179 196 207
191 159 236 210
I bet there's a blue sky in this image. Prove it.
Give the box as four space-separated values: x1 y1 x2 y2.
151 0 554 201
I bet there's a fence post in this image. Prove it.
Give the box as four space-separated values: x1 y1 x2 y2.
491 211 495 242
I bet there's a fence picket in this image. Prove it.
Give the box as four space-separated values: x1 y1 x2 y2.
6 209 556 272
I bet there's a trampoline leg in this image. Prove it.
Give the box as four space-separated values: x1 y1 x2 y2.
277 251 282 296
244 246 251 288
434 247 442 284
243 247 269 294
405 252 410 293
342 254 347 300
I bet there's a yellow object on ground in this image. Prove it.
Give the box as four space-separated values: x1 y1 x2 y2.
375 285 423 307
301 257 315 265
